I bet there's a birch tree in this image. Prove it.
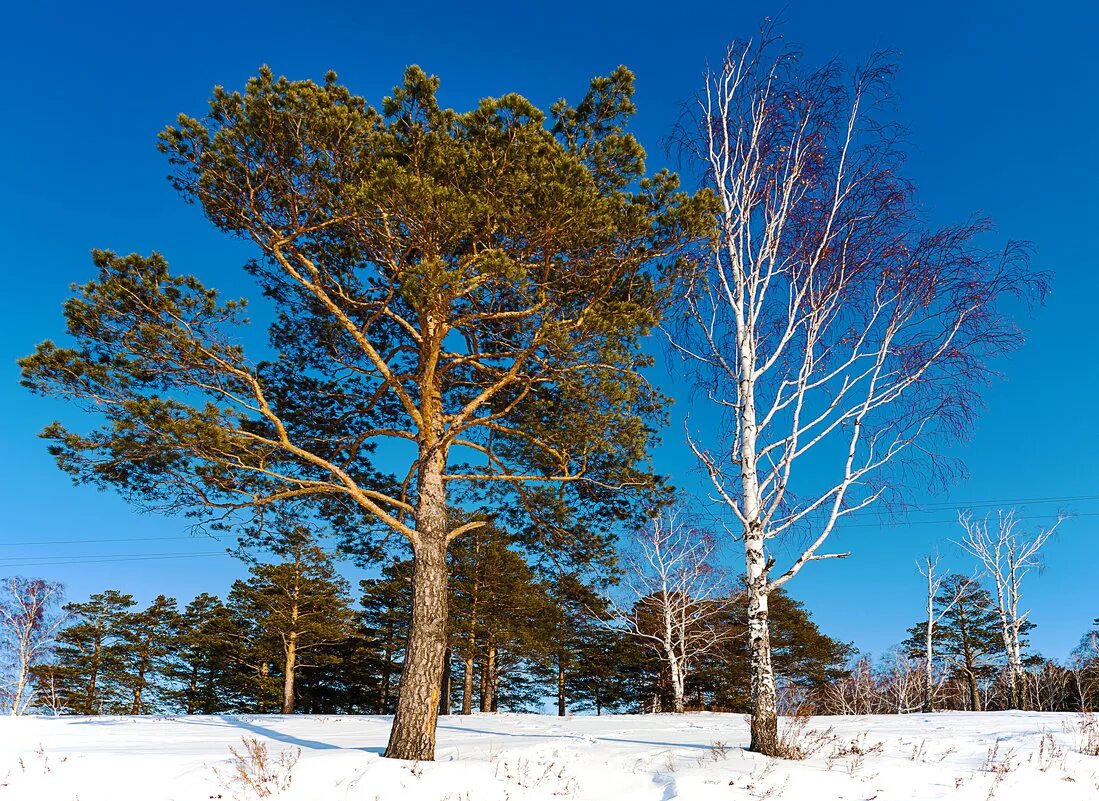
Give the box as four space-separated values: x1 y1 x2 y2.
607 510 733 713
914 555 973 712
20 67 711 758
0 577 68 715
673 30 1046 753
959 509 1061 709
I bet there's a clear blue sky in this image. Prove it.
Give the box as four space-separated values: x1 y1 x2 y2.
1 0 1096 660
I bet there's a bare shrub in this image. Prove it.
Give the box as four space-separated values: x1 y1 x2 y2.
212 737 300 799
494 754 578 796
732 760 789 801
768 710 835 761
1034 730 1065 772
982 738 1017 775
909 739 927 761
708 740 731 761
981 738 1017 800
826 733 884 774
1069 712 1099 756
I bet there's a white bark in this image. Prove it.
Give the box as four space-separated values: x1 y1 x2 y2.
916 555 973 712
0 578 68 715
606 510 734 714
958 509 1061 709
671 30 1036 753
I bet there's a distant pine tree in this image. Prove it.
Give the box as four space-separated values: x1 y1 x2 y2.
695 588 851 713
903 575 1005 711
174 593 252 714
49 590 135 714
447 522 554 713
113 594 181 713
359 558 413 714
228 529 353 714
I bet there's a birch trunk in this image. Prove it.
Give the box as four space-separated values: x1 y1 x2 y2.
739 359 779 752
746 555 778 753
923 567 935 713
668 653 686 714
9 656 28 716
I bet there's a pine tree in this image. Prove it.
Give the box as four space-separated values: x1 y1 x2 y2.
359 559 413 714
904 574 1005 711
538 573 610 716
686 589 850 713
228 530 353 714
294 622 381 714
114 595 181 714
174 593 251 714
1071 618 1099 710
50 590 135 714
21 65 712 759
448 522 554 713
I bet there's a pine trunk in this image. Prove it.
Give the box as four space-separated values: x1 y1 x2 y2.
282 631 297 714
557 654 566 717
439 647 452 715
462 654 474 715
462 594 477 715
479 650 489 712
490 646 499 712
483 643 497 712
383 450 450 760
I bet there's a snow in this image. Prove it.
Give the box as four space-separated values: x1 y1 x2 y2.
0 711 1096 800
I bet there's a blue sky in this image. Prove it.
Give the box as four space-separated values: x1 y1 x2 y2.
1 0 1096 660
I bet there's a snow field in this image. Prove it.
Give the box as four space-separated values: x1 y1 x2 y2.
0 711 1096 800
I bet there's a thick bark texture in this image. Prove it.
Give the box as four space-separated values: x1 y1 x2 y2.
383 455 450 760
480 643 498 712
746 554 778 754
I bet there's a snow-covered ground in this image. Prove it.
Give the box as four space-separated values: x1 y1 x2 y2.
0 711 1096 800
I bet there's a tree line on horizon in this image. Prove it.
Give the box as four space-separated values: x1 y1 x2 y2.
2 510 1093 721
0 523 851 718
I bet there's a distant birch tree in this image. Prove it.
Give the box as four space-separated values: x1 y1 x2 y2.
0 577 68 715
959 509 1061 709
672 28 1046 753
607 510 733 713
914 555 973 712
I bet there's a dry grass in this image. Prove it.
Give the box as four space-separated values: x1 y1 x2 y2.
212 737 300 800
1069 712 1099 756
770 710 836 761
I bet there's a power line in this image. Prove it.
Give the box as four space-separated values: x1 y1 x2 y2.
839 511 1099 530
0 552 228 568
0 535 213 547
879 494 1099 512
